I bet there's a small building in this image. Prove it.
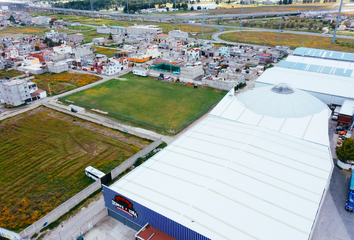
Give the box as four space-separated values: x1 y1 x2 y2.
133 67 147 77
179 62 204 81
168 29 188 40
0 78 45 106
47 61 69 73
339 100 354 126
67 33 84 43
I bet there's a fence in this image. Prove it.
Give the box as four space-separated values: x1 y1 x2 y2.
175 97 223 133
58 97 166 132
70 208 107 240
19 138 162 239
19 180 102 238
58 96 222 134
111 137 162 179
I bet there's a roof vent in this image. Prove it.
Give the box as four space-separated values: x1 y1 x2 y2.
271 83 294 94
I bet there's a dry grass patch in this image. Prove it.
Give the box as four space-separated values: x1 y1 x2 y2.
219 31 354 52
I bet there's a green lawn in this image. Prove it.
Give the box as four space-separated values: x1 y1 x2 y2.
0 107 150 232
63 73 226 132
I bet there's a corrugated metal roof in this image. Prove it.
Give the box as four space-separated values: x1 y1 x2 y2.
256 67 354 100
109 88 333 240
294 47 354 62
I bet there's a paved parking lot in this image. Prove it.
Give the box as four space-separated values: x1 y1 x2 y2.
312 119 354 240
83 216 136 240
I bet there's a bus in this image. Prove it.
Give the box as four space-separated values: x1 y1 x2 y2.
85 166 105 181
345 171 354 211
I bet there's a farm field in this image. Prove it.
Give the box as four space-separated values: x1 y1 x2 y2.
207 3 342 14
32 72 102 95
62 73 226 132
93 46 119 58
0 107 151 232
219 31 354 52
0 26 79 38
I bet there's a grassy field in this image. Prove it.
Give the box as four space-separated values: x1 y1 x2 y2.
219 31 354 52
0 69 23 79
0 107 151 232
32 72 102 95
63 73 226 132
0 26 79 37
92 46 119 58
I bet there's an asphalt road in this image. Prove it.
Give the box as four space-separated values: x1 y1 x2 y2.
312 166 354 240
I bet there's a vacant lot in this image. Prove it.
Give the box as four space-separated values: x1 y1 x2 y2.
219 31 354 52
0 69 23 79
63 73 225 132
0 107 150 232
93 46 119 58
32 72 102 95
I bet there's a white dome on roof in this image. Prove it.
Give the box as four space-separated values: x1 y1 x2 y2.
237 83 327 118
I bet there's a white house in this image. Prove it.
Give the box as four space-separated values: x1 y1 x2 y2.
101 58 129 75
53 44 73 54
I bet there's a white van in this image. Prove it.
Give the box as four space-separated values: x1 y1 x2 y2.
332 106 341 121
85 166 105 181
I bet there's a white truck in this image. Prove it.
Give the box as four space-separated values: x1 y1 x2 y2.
332 106 341 121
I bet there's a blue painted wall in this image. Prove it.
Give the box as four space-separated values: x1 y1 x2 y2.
102 185 210 240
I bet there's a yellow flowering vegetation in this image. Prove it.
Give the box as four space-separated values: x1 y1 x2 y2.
0 108 150 232
32 72 102 95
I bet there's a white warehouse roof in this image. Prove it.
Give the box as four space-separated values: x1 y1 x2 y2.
256 67 354 100
211 84 331 146
109 85 333 240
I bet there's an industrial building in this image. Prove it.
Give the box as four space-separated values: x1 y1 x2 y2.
256 48 354 105
103 83 333 240
127 25 162 35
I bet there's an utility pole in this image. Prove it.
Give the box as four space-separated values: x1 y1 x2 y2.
127 0 129 24
202 7 205 36
277 6 283 45
62 2 65 15
90 0 94 23
174 0 177 29
239 0 243 33
149 0 151 26
332 0 343 44
48 83 52 96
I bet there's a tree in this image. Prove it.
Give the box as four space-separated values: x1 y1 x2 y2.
283 0 288 4
336 138 354 163
191 6 194 10
35 45 40 51
108 33 113 40
9 15 15 23
197 6 201 10
1 52 5 57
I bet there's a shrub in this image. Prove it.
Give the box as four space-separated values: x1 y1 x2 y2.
336 138 354 163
